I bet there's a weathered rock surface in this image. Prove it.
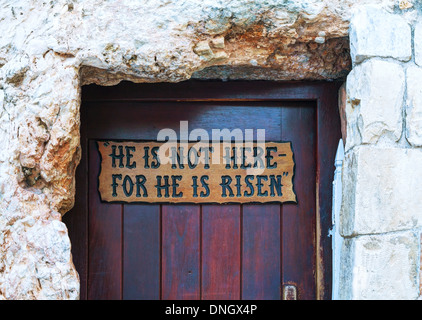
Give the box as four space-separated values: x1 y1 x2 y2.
349 6 412 64
414 21 422 67
340 230 420 300
341 146 422 236
406 65 422 146
344 59 405 151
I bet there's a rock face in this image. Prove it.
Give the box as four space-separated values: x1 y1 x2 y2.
349 6 412 64
340 230 419 300
406 66 422 147
345 59 405 150
341 147 422 236
0 0 420 300
340 4 422 300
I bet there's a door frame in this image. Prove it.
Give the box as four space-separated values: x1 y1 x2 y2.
64 80 342 300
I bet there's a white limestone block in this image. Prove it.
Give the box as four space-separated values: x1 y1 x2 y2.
405 66 422 146
339 231 419 300
341 146 422 236
350 6 411 64
414 21 422 67
345 59 405 151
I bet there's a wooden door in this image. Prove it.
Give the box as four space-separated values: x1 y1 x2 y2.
64 81 342 300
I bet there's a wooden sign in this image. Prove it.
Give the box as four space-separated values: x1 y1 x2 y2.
97 140 296 204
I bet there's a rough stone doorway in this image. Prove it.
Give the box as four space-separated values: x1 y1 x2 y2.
63 80 342 300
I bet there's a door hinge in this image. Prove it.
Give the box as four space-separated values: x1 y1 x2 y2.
282 284 297 300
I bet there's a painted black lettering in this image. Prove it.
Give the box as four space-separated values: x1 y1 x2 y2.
143 146 150 169
266 146 277 169
231 147 238 169
200 175 210 197
223 147 231 169
220 175 234 197
223 147 238 169
109 145 125 168
135 175 148 197
122 175 134 197
191 176 199 197
171 175 183 198
269 175 283 197
200 147 213 169
256 175 268 197
244 175 254 197
111 174 122 197
151 146 160 169
240 147 252 169
188 147 199 169
125 146 136 169
253 146 265 169
155 175 170 198
235 175 242 197
170 147 185 169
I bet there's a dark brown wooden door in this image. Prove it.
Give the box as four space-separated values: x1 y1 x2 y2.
64 81 341 300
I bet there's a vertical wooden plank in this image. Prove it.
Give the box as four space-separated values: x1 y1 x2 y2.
123 204 160 300
88 140 122 300
281 106 317 300
161 205 200 300
202 205 241 300
317 84 342 300
242 204 281 300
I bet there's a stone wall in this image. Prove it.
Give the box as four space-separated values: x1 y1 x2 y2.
0 0 420 299
340 5 422 299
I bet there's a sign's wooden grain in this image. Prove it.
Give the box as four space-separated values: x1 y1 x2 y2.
97 140 296 203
